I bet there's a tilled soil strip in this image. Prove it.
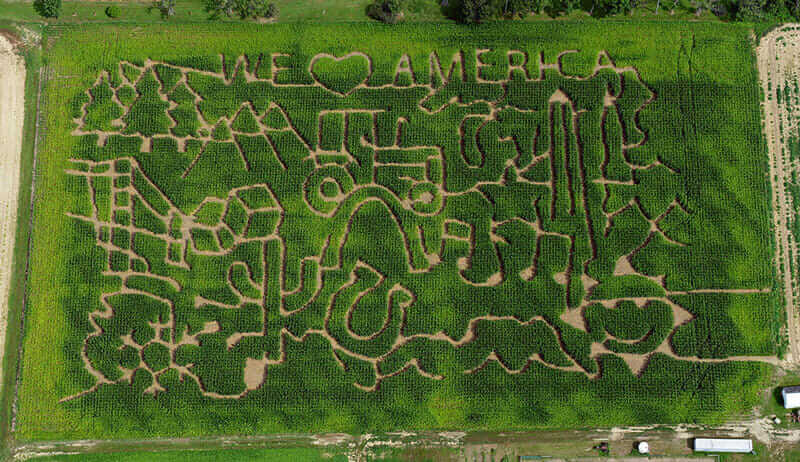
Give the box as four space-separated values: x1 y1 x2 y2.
0 35 27 394
757 26 800 365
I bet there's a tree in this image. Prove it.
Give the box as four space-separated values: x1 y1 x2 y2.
154 0 176 18
593 0 634 15
735 0 766 19
791 0 800 19
501 0 538 17
206 0 278 19
368 0 405 22
233 0 276 18
558 0 580 14
692 0 716 15
461 0 498 22
206 0 234 18
105 5 122 18
33 0 61 18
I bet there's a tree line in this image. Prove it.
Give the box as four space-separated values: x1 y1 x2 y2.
370 0 800 22
31 0 800 27
34 0 278 20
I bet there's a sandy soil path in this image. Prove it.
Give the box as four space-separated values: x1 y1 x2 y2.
0 35 27 387
758 26 800 365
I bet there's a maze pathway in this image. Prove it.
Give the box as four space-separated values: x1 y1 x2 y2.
62 50 776 400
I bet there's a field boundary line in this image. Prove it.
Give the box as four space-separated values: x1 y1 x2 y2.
9 63 46 434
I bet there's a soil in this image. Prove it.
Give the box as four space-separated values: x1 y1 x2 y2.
0 35 26 396
757 26 800 365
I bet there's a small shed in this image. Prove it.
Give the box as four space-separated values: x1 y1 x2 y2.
782 385 800 409
693 438 753 453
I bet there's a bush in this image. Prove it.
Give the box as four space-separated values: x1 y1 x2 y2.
368 0 405 23
593 0 634 15
461 0 498 22
206 0 278 19
105 5 122 18
500 0 542 16
557 0 580 14
153 0 175 18
735 0 767 19
691 0 717 15
33 0 61 18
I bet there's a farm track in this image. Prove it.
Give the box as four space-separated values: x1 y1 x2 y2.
9 419 800 461
0 35 26 394
758 25 800 366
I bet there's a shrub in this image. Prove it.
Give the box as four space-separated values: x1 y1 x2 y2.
265 2 278 18
461 0 498 22
593 0 634 15
105 5 122 18
691 0 717 15
368 0 405 23
500 0 539 17
206 0 278 19
153 0 176 18
735 0 767 19
33 0 61 18
556 0 580 14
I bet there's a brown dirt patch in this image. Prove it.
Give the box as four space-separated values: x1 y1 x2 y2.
757 26 800 365
0 35 26 394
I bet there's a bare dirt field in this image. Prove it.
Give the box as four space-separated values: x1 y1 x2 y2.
758 25 800 365
0 34 27 390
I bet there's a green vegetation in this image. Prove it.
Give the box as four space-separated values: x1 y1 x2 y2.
15 22 778 444
0 30 43 452
32 447 347 461
33 0 61 18
206 0 279 20
105 5 121 19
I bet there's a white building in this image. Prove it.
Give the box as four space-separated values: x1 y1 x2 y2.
782 386 800 409
693 438 753 453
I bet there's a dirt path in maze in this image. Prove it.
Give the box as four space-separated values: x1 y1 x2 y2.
758 26 800 365
0 35 26 390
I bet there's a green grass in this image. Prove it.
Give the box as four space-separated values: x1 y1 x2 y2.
711 442 800 461
0 32 43 453
15 21 779 442
30 447 348 461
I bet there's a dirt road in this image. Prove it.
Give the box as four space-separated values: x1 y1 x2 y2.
0 34 27 389
757 26 800 365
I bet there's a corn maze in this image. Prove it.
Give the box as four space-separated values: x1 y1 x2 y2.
16 24 781 437
58 48 778 402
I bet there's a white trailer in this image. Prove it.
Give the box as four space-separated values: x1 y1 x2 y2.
693 438 753 453
782 385 800 409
